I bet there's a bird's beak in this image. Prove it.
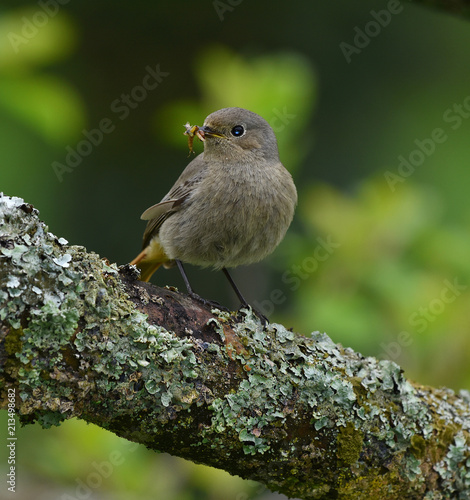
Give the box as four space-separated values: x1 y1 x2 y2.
198 125 226 139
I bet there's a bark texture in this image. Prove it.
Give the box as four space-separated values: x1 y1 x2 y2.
1 194 470 499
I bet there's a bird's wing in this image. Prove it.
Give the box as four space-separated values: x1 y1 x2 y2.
140 199 180 220
141 193 190 249
141 154 207 249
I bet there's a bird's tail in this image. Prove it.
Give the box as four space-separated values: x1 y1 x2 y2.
130 241 169 282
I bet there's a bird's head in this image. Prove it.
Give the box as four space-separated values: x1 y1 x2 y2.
198 107 280 163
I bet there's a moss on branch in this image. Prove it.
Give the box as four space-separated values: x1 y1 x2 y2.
1 194 469 499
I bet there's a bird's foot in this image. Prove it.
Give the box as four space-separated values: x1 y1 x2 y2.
188 291 230 313
237 304 269 326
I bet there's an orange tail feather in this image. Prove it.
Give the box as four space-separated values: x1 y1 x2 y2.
130 241 169 282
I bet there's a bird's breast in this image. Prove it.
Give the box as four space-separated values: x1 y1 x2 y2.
158 162 296 269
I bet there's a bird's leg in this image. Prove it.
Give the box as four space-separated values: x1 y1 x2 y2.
176 259 196 295
222 268 269 325
176 260 228 311
222 268 249 306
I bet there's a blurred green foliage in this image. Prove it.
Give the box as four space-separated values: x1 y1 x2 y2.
0 8 84 144
1 1 470 499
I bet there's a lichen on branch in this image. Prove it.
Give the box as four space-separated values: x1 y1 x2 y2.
1 194 469 499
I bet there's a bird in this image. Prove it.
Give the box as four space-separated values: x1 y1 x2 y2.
130 107 297 316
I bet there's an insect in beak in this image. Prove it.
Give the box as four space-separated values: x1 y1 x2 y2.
183 122 206 154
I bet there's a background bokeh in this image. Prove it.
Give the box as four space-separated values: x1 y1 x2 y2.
1 1 470 499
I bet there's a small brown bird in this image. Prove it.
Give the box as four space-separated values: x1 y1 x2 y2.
130 107 297 313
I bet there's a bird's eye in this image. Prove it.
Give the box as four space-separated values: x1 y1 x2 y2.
231 125 245 137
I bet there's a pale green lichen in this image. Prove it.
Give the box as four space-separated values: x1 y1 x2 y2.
200 307 470 494
2 194 470 497
0 194 198 426
206 314 432 464
434 431 470 496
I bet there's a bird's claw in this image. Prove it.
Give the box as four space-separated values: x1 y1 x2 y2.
237 304 269 326
188 291 230 313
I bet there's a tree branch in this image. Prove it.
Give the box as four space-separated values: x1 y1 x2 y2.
1 194 469 499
